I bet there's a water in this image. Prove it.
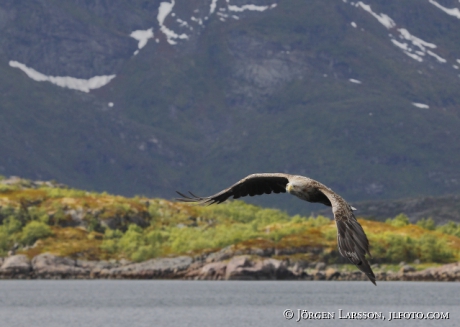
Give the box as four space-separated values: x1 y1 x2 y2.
0 280 458 327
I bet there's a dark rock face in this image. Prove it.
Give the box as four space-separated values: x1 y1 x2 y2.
226 33 309 110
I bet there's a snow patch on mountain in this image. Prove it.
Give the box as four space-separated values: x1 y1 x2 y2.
226 1 277 12
210 0 218 14
429 0 460 19
153 1 276 46
426 50 447 63
412 102 429 109
177 18 193 30
191 16 204 25
398 28 436 51
9 61 115 93
158 1 189 45
355 2 395 28
353 2 447 65
130 28 154 55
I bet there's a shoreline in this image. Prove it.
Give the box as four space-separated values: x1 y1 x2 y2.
1 253 459 282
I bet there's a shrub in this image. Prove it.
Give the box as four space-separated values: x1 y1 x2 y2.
437 221 460 238
306 215 332 227
386 213 410 227
20 221 52 245
130 245 160 262
117 224 145 255
370 231 456 264
254 208 290 225
100 225 161 261
0 216 24 254
201 201 260 223
100 228 123 253
0 229 9 255
416 217 436 230
3 216 23 234
49 208 68 226
384 234 417 262
370 233 417 263
0 184 13 192
87 216 104 233
416 234 453 263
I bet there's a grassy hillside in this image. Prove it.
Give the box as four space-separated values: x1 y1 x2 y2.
1 177 459 267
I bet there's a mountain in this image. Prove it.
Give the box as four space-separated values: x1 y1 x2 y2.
1 0 460 214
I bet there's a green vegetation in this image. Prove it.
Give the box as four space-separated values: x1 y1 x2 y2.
385 214 410 227
20 221 53 246
436 221 460 238
0 179 459 266
101 226 162 262
370 233 454 263
416 217 436 230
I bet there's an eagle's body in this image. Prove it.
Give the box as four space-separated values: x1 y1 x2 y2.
177 173 376 285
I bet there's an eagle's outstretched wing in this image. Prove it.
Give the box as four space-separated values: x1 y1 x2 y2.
176 173 290 205
310 183 376 285
335 209 376 285
177 173 376 285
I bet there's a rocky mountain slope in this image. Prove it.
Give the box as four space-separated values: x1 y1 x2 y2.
1 0 460 214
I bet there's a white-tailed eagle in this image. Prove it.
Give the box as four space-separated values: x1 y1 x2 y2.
177 173 376 285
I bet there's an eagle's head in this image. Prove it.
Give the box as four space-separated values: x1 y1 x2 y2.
286 180 313 202
286 182 302 196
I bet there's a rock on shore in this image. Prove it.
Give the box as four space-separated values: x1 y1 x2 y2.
0 255 32 278
0 253 459 281
185 255 296 280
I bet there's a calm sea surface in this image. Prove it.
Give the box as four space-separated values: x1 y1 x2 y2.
0 280 458 327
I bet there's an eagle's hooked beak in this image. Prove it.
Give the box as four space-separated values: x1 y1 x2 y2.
286 183 293 193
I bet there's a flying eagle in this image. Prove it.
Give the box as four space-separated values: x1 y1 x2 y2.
177 173 376 285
